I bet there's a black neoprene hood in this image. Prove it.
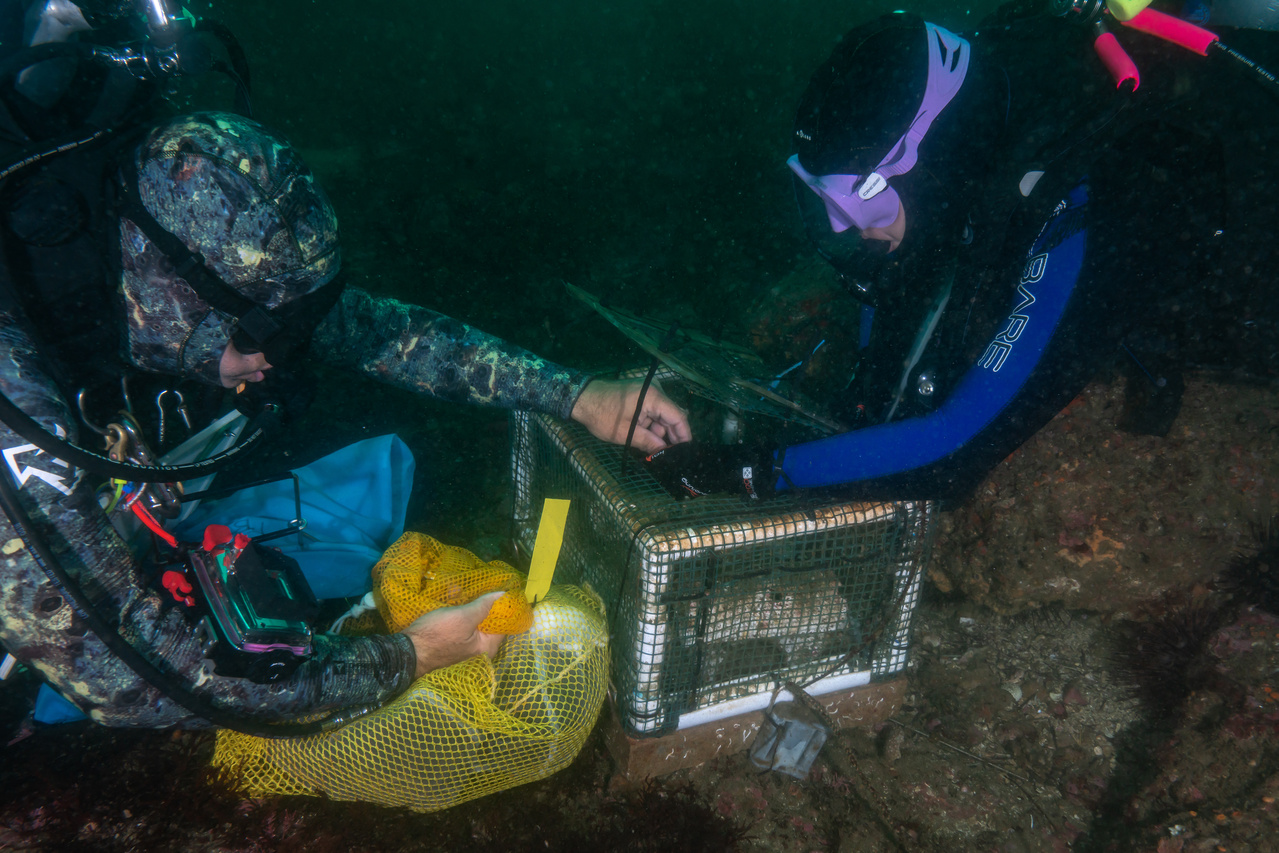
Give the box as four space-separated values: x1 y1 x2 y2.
792 13 932 177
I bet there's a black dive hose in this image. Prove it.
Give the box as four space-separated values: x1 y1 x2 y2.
0 126 113 184
194 20 253 117
0 458 371 738
1210 39 1279 98
0 386 272 482
0 391 375 734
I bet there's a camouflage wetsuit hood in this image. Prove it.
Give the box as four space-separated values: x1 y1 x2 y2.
119 112 341 386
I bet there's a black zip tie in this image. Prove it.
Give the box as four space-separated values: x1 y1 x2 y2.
622 320 680 463
622 358 660 460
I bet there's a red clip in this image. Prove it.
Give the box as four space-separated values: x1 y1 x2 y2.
201 524 233 553
161 570 196 607
232 533 251 551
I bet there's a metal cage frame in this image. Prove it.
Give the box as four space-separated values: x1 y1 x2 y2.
511 410 934 736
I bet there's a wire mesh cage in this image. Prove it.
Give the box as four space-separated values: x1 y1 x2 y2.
510 408 936 737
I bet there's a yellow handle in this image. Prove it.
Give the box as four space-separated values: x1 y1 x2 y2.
526 498 570 603
1106 0 1153 21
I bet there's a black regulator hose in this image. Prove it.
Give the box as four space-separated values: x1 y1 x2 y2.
1210 39 1279 99
0 460 369 738
194 19 253 116
0 386 275 482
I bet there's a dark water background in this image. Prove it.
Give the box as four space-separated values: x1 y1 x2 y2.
176 0 1002 536
204 0 995 359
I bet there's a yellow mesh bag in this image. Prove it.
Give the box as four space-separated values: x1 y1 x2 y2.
373 532 535 635
210 533 609 811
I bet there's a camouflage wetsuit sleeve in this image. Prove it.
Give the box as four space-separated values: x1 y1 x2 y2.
0 300 416 728
311 287 593 418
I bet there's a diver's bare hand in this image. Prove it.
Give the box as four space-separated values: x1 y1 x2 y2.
399 592 504 678
571 378 692 453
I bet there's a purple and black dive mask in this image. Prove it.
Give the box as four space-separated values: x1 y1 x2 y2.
789 21 970 236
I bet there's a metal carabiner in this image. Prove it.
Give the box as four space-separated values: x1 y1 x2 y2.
1050 0 1108 25
105 423 132 462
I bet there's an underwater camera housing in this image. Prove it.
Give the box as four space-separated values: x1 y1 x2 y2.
157 473 319 684
184 527 320 684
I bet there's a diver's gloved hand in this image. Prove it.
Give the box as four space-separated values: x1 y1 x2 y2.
232 364 315 424
641 441 775 501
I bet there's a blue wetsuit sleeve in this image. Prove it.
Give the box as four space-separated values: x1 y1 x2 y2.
778 189 1094 500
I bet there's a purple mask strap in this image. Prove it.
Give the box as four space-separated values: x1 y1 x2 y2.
858 22 970 199
787 20 969 232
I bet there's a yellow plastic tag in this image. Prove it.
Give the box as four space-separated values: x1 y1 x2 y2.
1106 0 1152 21
526 498 570 603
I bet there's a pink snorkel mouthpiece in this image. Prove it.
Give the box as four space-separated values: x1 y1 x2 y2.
789 21 971 234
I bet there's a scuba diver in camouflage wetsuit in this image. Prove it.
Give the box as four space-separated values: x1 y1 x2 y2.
0 1 689 733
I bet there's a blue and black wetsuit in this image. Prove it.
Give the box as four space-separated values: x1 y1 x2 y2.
775 11 1277 501
780 184 1094 498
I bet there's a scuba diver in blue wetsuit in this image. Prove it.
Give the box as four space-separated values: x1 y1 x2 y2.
0 0 689 734
648 0 1279 503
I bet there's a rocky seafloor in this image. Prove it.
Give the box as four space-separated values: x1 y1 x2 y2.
3 370 1279 852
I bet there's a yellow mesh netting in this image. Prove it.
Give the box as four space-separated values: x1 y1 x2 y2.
210 533 609 811
373 532 535 635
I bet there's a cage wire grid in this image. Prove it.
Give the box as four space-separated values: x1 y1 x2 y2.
510 410 935 736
